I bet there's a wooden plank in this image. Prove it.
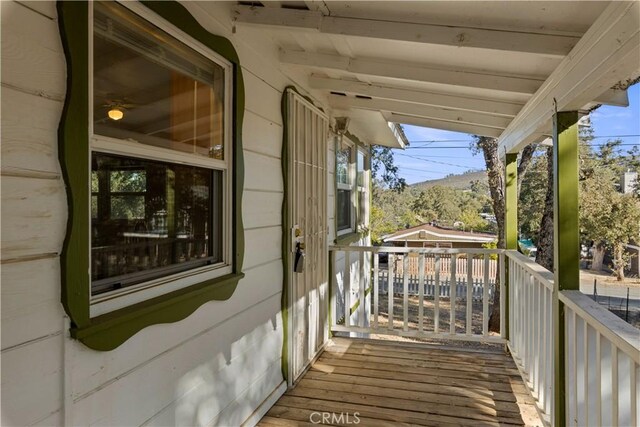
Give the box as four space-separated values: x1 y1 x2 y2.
243 190 283 230
329 338 511 362
309 76 523 117
280 50 542 95
242 110 283 159
303 369 531 405
329 96 511 129
287 385 525 425
1 334 63 426
316 356 526 393
499 1 640 154
265 405 409 427
1 1 66 99
1 257 64 350
1 86 63 177
244 150 283 192
1 176 66 261
235 5 578 56
278 395 462 427
321 352 522 381
297 377 524 416
323 345 521 373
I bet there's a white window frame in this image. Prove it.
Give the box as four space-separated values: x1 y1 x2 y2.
336 138 356 236
356 146 369 231
89 1 234 317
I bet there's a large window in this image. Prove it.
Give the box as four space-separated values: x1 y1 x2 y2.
357 148 368 228
90 1 232 305
59 0 244 350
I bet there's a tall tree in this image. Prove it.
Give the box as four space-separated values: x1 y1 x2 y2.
371 146 407 192
535 146 555 270
471 136 536 332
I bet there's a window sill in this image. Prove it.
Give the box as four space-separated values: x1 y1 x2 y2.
71 272 244 351
335 230 369 246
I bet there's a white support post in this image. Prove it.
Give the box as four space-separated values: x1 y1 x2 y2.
403 255 409 331
418 254 425 333
373 253 379 329
466 256 473 335
450 254 457 335
359 250 366 328
388 254 394 330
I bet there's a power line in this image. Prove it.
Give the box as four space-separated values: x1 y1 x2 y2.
403 143 639 150
395 152 480 169
407 134 640 144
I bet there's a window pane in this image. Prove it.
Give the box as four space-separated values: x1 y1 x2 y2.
357 150 365 187
337 189 351 231
91 152 223 295
336 148 350 185
93 2 225 159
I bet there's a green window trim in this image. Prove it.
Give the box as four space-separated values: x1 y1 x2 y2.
57 0 245 351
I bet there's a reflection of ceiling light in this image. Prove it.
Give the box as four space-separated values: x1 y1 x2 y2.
108 107 124 121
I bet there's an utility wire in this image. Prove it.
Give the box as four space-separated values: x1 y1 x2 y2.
395 152 480 169
407 134 640 144
403 143 639 150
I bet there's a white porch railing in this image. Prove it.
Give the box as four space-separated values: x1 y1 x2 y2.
506 250 640 427
561 291 639 427
329 245 505 344
330 245 640 426
506 250 556 424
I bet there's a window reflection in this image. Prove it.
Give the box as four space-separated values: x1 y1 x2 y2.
91 153 223 295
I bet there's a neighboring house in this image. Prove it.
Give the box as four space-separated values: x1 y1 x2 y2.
621 171 638 194
383 223 496 249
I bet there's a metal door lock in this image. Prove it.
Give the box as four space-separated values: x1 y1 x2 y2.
294 242 305 273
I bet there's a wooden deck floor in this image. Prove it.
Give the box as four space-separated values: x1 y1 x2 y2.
259 338 543 426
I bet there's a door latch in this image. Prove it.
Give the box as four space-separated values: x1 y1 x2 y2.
294 242 305 273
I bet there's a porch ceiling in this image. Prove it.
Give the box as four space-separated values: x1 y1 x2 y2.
233 1 639 152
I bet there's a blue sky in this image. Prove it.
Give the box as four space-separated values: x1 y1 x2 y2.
393 84 640 185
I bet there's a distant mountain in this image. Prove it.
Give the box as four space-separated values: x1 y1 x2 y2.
411 170 487 190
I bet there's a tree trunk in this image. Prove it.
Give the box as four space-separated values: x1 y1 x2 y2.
612 243 626 281
591 243 606 271
474 138 536 333
535 147 554 271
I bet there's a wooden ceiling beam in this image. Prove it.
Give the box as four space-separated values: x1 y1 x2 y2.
281 50 544 95
233 5 579 57
329 95 511 130
383 112 503 138
499 1 640 154
310 76 524 117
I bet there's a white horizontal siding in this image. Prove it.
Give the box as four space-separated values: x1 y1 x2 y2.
1 1 65 99
0 0 332 425
1 257 64 350
0 176 67 260
70 295 283 426
1 86 63 177
0 333 63 426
